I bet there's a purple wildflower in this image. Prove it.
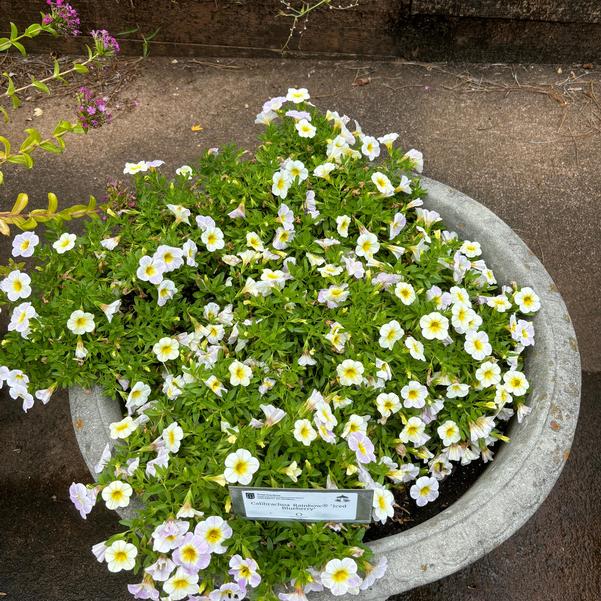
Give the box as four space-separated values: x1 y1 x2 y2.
76 87 111 132
91 29 120 54
43 0 80 36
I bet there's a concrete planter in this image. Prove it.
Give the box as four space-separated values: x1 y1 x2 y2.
69 177 581 600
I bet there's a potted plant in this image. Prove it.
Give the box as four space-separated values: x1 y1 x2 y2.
1 89 580 600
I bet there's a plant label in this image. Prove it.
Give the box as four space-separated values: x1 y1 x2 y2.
229 487 374 523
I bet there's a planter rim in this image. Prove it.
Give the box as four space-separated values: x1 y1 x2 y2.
69 176 581 600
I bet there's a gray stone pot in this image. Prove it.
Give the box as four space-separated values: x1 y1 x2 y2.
69 177 581 600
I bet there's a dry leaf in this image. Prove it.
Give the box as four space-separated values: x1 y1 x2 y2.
191 124 203 132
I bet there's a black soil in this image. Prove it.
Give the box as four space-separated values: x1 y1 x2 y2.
364 458 486 542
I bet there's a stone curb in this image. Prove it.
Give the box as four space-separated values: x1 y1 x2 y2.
69 176 581 599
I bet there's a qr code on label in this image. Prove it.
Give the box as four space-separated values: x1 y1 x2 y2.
245 492 255 499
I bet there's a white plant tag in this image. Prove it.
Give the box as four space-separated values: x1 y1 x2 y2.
229 487 374 523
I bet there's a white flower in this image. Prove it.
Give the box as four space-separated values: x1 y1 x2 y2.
371 171 395 196
182 239 198 266
396 175 412 194
205 375 227 397
163 422 184 453
451 303 479 334
318 284 349 308
372 487 394 524
136 255 164 285
157 279 177 306
475 361 501 387
404 336 426 361
53 232 76 254
486 294 512 312
224 448 260 485
105 540 137 573
378 132 399 149
284 159 308 182
286 87 310 103
394 282 416 305
12 231 39 257
376 392 401 417
102 480 133 510
403 148 424 173
336 215 351 237
152 337 180 362
503 370 529 396
469 416 495 441
446 382 470 398
420 312 449 340
109 416 137 440
361 136 380 161
100 299 121 322
163 568 199 600
464 330 492 361
399 416 430 446
337 359 364 386
272 170 292 199
410 476 439 506
123 161 149 175
321 558 362 596
437 420 461 446
389 212 407 240
460 240 481 258
67 310 95 335
293 419 317 446
401 380 428 409
195 515 232 554
229 360 252 386
167 204 191 224
379 320 404 349
355 232 380 258
175 164 193 178
313 162 336 179
201 226 225 252
100 236 120 250
450 286 471 306
8 302 36 335
514 287 541 313
1 270 31 301
126 381 151 412
295 119 316 138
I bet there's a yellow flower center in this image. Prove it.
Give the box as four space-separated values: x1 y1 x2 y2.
182 545 197 563
206 528 221 543
114 550 127 562
332 568 349 583
234 459 248 475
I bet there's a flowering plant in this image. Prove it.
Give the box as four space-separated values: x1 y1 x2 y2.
1 1 120 235
0 89 540 600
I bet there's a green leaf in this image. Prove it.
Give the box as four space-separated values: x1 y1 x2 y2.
73 63 89 74
53 59 61 78
0 106 8 123
0 135 11 158
7 153 33 168
24 24 42 38
47 192 58 213
9 22 18 41
39 140 63 154
0 38 11 52
11 193 29 214
0 170 3 185
32 79 50 94
12 41 26 56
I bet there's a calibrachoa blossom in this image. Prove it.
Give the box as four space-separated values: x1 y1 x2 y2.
3 90 540 600
224 449 260 485
105 540 138 572
321 558 362 596
102 480 133 510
